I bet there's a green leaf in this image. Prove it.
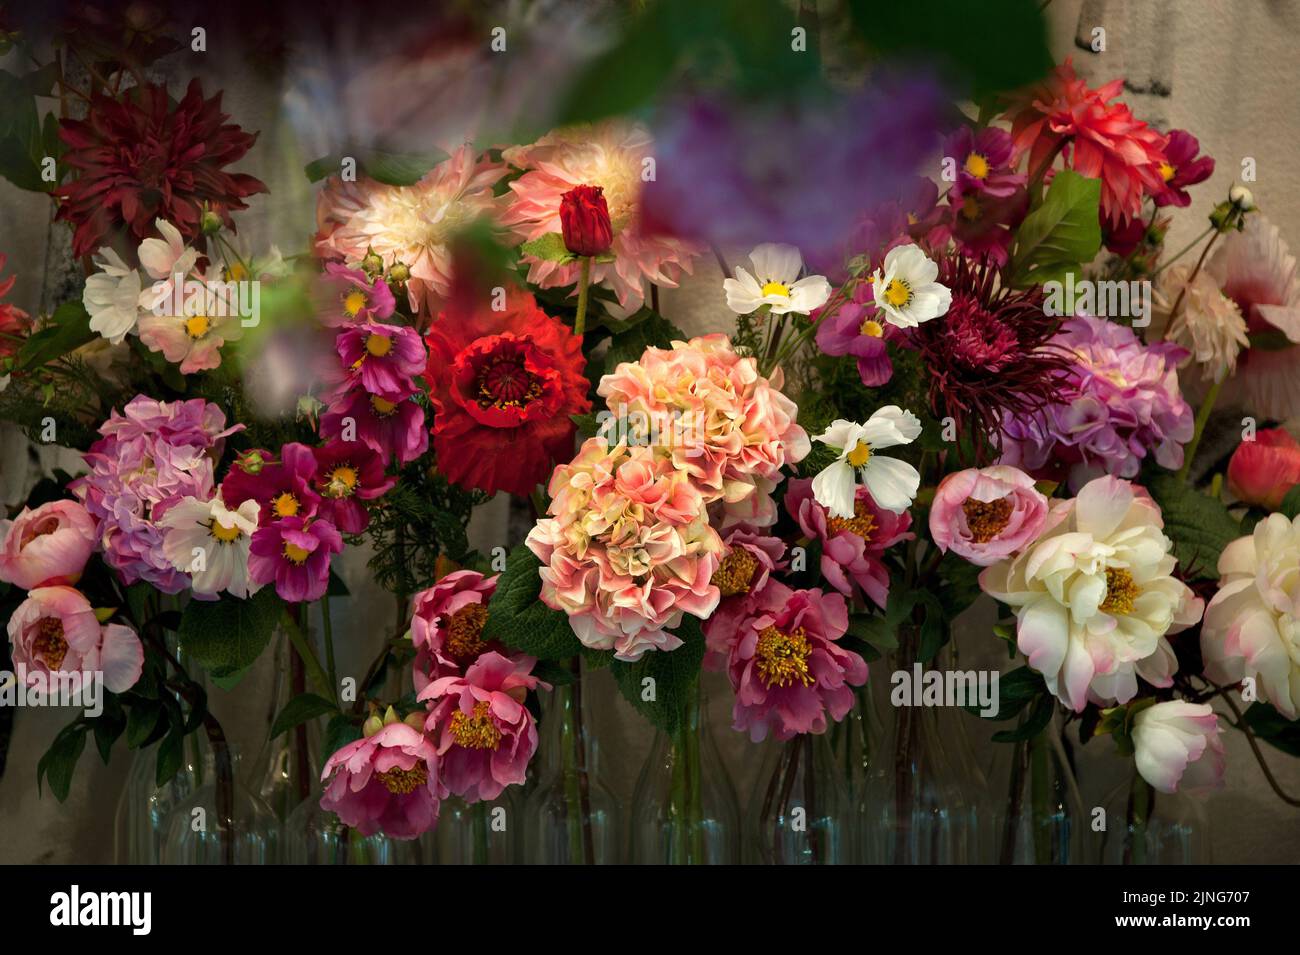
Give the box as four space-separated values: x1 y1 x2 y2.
16 301 94 371
991 692 1055 742
1244 702 1300 757
1008 170 1103 288
604 313 686 369
1278 485 1300 520
37 721 87 802
323 713 362 762
362 149 448 186
154 722 185 787
1147 474 1244 580
481 545 584 661
177 588 284 679
270 693 338 739
92 697 125 764
520 233 576 265
611 617 706 734
125 700 163 749
965 666 1045 721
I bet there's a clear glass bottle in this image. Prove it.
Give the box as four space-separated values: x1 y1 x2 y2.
994 716 1086 864
433 790 523 864
629 678 741 864
159 748 280 864
283 783 416 864
254 633 321 825
115 733 207 864
748 732 854 864
523 667 620 864
1097 769 1211 864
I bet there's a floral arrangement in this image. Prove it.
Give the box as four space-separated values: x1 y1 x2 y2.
0 1 1297 866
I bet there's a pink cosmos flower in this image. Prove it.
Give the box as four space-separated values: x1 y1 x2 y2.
419 651 545 803
137 295 244 375
334 321 426 400
247 517 343 603
312 262 396 327
784 478 911 609
724 582 867 742
502 122 703 310
409 570 500 692
813 281 895 387
929 465 1049 567
220 442 322 526
319 722 443 840
944 125 1025 200
8 587 144 693
1132 701 1226 795
310 440 394 535
1151 130 1214 209
0 500 97 590
320 387 428 466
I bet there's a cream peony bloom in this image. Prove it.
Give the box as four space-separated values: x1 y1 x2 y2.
1153 264 1249 383
870 243 950 328
1132 700 1226 795
1201 512 1300 718
811 408 921 517
980 476 1203 712
723 243 831 315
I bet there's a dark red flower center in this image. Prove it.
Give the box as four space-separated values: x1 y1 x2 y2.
940 294 1019 372
477 353 542 410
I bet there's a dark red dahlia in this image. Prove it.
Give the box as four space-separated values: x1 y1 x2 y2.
903 257 1074 462
424 289 590 497
54 78 267 257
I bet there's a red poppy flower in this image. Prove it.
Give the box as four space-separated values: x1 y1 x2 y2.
424 289 589 497
54 78 267 257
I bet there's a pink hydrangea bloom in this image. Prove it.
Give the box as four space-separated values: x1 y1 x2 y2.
409 570 500 692
784 477 911 609
526 437 723 661
929 466 1049 567
419 652 545 803
319 722 443 840
502 122 703 310
8 586 143 693
0 499 97 590
723 582 867 742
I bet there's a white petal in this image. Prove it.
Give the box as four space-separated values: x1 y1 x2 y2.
862 405 922 448
860 455 920 513
785 275 832 313
748 243 803 284
812 461 858 519
814 419 863 453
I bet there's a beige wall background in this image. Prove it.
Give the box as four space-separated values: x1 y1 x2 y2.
1 0 1298 863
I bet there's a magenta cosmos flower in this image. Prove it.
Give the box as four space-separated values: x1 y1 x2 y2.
0 499 97 590
335 321 426 401
221 442 322 526
248 516 343 603
419 652 545 803
929 466 1049 567
8 586 143 693
724 581 867 742
814 281 895 387
310 440 394 535
312 262 395 327
784 478 911 609
1152 130 1214 209
944 125 1025 200
319 722 443 840
409 570 501 691
320 387 428 466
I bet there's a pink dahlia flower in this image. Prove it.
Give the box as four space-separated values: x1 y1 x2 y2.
1132 701 1226 795
0 499 97 590
409 570 500 692
725 582 867 741
319 722 443 840
334 321 426 401
502 122 703 310
419 651 545 803
8 586 143 693
247 516 343 603
929 465 1049 567
784 477 911 609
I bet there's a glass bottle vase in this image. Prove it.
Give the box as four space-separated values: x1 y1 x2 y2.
283 783 415 864
994 715 1086 864
159 749 281 864
1098 769 1211 864
748 731 855 864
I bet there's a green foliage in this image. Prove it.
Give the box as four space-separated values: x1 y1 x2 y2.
304 148 448 186
603 312 686 369
37 719 87 802
1278 485 1300 520
1244 702 1300 757
482 545 584 660
611 617 706 734
271 693 339 739
16 302 94 372
0 67 61 193
1007 170 1103 287
1147 474 1244 580
177 588 284 683
520 233 575 265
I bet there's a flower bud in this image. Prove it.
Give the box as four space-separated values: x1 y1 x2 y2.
387 260 410 283
403 712 427 731
1227 428 1300 509
361 247 384 276
1229 184 1255 211
236 449 267 474
361 714 384 737
200 206 224 236
382 705 400 726
559 184 614 257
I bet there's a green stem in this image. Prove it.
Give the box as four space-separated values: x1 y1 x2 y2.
573 257 592 338
1029 732 1052 865
1126 774 1151 865
1177 377 1222 484
1151 224 1215 277
472 800 489 865
320 594 338 704
281 609 331 698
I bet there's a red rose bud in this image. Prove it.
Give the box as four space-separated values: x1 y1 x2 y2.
1227 427 1300 509
560 184 613 257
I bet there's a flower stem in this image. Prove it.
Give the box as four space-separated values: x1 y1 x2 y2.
1151 224 1214 278
1161 228 1223 340
1177 377 1222 484
281 607 331 698
573 256 593 338
321 594 338 704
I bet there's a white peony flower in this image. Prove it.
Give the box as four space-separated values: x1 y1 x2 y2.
82 247 143 345
1201 513 1300 718
870 243 951 328
811 407 921 517
723 242 831 315
980 476 1203 712
1132 701 1226 795
160 496 261 599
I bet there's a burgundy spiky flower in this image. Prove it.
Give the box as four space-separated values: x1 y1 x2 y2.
54 78 267 257
902 257 1073 462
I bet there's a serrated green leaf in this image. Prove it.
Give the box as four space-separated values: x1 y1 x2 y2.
177 588 283 679
610 617 706 734
1008 170 1102 288
1147 474 1244 580
481 545 584 660
520 232 576 264
270 693 338 739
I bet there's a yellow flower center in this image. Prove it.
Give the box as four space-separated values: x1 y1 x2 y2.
225 263 249 282
365 333 392 357
760 280 791 298
961 497 1013 543
184 314 210 339
271 492 300 519
282 541 311 565
884 278 912 308
343 290 368 317
1159 162 1176 183
370 396 398 416
208 520 244 543
846 440 872 468
449 700 502 750
375 760 429 795
325 466 358 499
711 547 759 597
1099 567 1139 616
34 618 69 670
964 152 991 179
444 603 489 662
827 498 877 541
755 625 815 689
859 319 884 338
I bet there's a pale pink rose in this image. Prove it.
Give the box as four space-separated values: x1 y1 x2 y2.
408 570 499 692
8 587 144 692
1132 701 1226 795
419 652 546 803
319 723 443 840
929 465 1049 566
0 500 97 589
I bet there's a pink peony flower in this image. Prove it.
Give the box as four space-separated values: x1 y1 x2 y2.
8 586 143 693
419 651 545 803
724 582 867 742
311 262 395 327
247 517 343 603
703 527 786 664
1132 701 1226 795
784 477 911 609
334 321 426 401
929 465 1049 566
320 387 428 467
310 439 394 535
1226 428 1300 510
319 722 443 840
0 500 97 590
409 570 500 692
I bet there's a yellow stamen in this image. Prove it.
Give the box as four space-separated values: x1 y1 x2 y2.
760 281 791 298
375 760 429 795
343 290 368 317
370 396 397 416
961 497 1013 543
859 319 884 338
365 333 392 357
1099 567 1138 616
964 152 991 180
449 700 502 750
711 547 759 597
960 195 980 221
184 314 210 339
444 604 489 662
754 625 815 689
846 441 872 468
271 492 300 519
827 498 876 541
884 278 912 308
283 542 311 565
208 521 243 543
1159 162 1176 183
326 466 358 498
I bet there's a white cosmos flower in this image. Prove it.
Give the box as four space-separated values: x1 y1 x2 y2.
138 218 199 281
83 247 143 345
723 242 832 315
811 407 922 517
160 496 261 599
871 243 951 328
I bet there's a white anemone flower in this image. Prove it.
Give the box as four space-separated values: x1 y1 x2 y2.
724 242 832 315
160 496 261 598
82 247 143 344
811 407 922 517
871 243 951 328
